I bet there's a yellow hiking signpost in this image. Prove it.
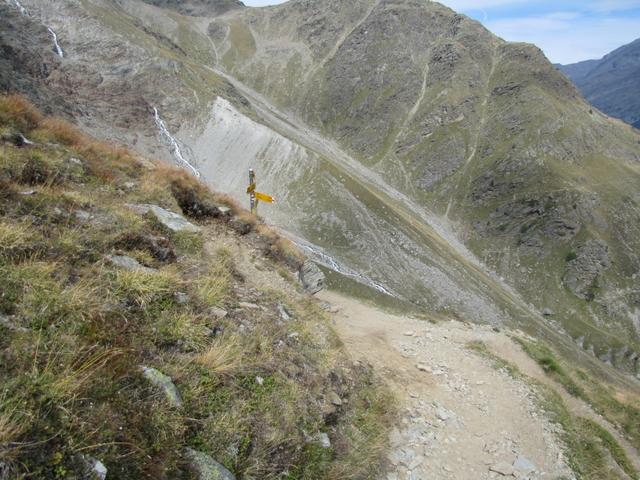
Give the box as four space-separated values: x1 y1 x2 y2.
247 169 275 214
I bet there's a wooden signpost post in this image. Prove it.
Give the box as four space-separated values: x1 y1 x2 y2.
247 169 275 214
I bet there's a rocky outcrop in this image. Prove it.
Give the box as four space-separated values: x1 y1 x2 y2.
564 240 610 300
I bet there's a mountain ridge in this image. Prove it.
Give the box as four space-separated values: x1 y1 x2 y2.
559 38 640 128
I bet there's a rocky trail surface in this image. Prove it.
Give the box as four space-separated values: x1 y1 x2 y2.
319 290 640 480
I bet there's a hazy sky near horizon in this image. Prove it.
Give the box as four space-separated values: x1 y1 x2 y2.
242 0 640 64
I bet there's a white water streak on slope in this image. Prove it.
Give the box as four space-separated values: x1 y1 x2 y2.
8 0 64 59
47 27 64 58
9 0 28 15
153 107 200 178
292 238 398 298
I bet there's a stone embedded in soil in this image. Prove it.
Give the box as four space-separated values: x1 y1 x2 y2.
141 366 182 408
490 461 515 476
316 432 331 448
513 455 536 474
184 448 236 480
106 255 156 274
127 204 202 233
416 363 431 372
209 307 228 319
328 391 343 406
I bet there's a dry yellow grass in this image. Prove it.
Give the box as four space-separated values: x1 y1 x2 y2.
0 93 43 131
195 336 244 377
0 221 32 252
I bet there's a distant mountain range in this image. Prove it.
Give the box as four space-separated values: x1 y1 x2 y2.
559 38 640 128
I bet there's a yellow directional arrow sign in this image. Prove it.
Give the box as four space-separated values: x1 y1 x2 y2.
255 191 275 203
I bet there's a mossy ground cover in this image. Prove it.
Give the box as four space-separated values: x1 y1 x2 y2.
0 95 393 479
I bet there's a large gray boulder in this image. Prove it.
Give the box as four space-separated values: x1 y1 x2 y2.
298 261 325 294
127 204 202 233
141 366 182 407
184 448 235 480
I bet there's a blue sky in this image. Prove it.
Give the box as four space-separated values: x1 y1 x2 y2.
242 0 640 64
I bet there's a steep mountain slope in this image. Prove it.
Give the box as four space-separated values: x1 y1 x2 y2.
0 94 392 479
4 0 640 382
559 38 640 128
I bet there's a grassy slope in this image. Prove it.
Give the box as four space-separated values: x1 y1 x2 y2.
0 95 393 479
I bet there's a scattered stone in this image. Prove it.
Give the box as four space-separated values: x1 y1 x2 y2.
513 456 536 474
218 205 232 216
74 455 107 480
328 391 343 406
416 363 431 372
318 301 332 311
277 303 291 321
106 255 156 274
209 307 228 319
403 331 416 337
3 132 33 147
122 181 137 190
288 332 299 339
239 302 260 310
435 406 453 421
175 292 189 305
255 376 264 386
408 456 424 470
75 210 92 222
298 261 325 294
18 189 36 196
0 314 28 333
127 204 202 233
316 432 331 448
184 448 235 480
141 366 182 407
490 462 515 476
541 308 554 317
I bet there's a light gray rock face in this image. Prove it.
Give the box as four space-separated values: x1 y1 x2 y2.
127 204 202 233
315 432 331 449
184 448 235 480
141 366 182 407
106 255 156 274
564 240 610 300
298 261 325 294
74 455 107 480
513 455 536 475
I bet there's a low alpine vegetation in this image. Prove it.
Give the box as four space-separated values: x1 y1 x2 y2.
0 94 393 479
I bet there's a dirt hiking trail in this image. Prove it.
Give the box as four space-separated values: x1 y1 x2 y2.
318 290 640 480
